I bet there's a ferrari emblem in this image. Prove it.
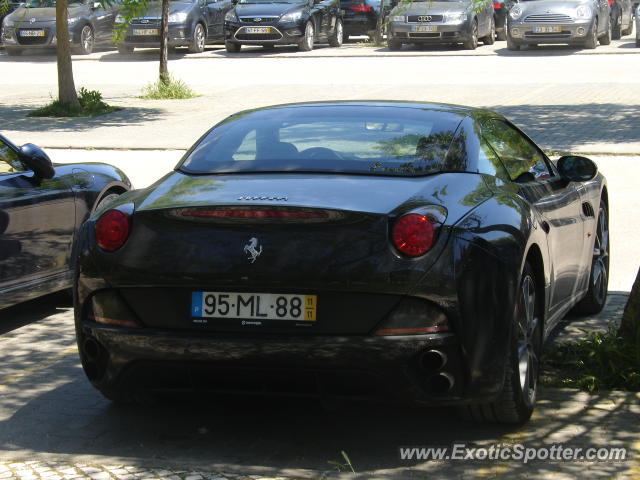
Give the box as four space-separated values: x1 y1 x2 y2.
244 237 262 263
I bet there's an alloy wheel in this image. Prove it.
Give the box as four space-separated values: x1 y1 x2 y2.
517 274 540 407
592 206 609 306
196 24 205 51
80 25 94 54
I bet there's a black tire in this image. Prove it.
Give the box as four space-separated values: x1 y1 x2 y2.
387 37 402 51
506 34 520 50
612 13 622 39
299 21 314 51
573 200 609 315
75 25 95 55
5 47 22 56
463 19 478 50
599 18 612 45
117 45 134 54
188 23 206 53
483 17 496 45
461 262 542 424
583 19 598 48
225 41 241 53
328 19 343 47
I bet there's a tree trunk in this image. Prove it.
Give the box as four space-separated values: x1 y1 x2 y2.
56 0 80 109
619 267 640 344
373 1 386 44
159 0 170 84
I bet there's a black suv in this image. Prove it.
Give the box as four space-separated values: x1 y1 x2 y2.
116 0 234 54
1 0 119 55
224 0 343 52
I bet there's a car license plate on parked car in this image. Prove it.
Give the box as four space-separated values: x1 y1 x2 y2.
531 25 562 33
412 25 438 32
19 29 45 37
244 27 271 34
191 291 317 322
133 28 159 35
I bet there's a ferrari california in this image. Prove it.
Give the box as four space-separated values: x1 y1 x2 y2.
1 133 131 310
74 101 609 424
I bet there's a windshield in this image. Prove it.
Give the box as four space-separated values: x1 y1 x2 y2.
24 0 86 6
179 105 463 177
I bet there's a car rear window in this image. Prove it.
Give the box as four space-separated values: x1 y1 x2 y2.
179 105 463 177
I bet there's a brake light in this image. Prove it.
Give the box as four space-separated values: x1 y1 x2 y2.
181 208 328 219
349 4 373 12
608 0 613 5
492 1 501 8
95 210 130 251
391 213 435 256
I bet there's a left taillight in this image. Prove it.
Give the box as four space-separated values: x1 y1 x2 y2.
492 1 501 9
95 209 130 252
349 4 373 12
391 213 436 257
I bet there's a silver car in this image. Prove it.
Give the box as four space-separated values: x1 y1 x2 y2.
386 0 495 50
507 0 612 50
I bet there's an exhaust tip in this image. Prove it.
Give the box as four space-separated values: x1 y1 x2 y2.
419 349 447 373
426 372 454 394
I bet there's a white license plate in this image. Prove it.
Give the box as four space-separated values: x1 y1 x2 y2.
531 25 562 33
412 25 438 33
244 26 271 34
19 30 45 37
133 28 159 36
192 291 317 322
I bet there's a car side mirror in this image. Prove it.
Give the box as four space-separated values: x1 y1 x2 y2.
19 144 55 180
557 155 598 182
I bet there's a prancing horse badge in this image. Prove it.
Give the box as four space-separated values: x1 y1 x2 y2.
244 237 262 263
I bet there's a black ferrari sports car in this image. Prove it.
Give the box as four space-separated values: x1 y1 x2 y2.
74 101 609 424
0 133 131 311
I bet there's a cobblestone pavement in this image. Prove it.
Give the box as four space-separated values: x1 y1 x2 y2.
1 292 639 480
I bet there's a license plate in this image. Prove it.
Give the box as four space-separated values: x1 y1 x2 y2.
19 30 45 37
412 25 438 32
531 25 562 33
243 26 271 34
133 28 159 36
192 291 317 322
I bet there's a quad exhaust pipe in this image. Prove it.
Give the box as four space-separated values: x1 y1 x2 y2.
418 349 455 394
419 349 447 372
427 372 455 394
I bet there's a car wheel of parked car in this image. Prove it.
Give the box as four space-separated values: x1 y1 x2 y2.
583 19 598 48
612 13 622 39
117 45 134 54
573 200 609 315
76 25 95 55
462 262 542 424
387 38 402 51
328 19 343 47
483 18 496 45
599 18 612 45
5 47 22 56
225 41 241 52
463 19 478 50
299 21 315 51
189 23 206 53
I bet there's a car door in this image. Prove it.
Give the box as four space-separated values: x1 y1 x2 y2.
206 0 231 39
481 119 586 317
310 0 329 37
0 138 76 296
90 0 117 43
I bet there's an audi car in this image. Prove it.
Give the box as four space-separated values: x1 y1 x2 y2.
115 0 234 54
386 0 495 50
1 133 130 310
74 101 609 424
223 0 343 52
506 0 612 50
1 0 119 55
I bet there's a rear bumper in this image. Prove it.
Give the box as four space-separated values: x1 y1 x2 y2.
388 22 473 44
80 323 483 405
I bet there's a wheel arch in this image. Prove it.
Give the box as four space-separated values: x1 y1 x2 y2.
523 243 546 328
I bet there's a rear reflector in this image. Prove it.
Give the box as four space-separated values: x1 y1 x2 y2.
349 4 373 12
181 208 329 219
95 210 130 252
391 213 435 257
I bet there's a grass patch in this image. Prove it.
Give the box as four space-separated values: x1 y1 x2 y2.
28 88 120 117
139 75 198 100
542 327 640 392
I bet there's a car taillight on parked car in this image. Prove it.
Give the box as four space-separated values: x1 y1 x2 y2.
391 213 436 257
492 1 501 9
95 210 130 251
349 4 373 12
608 0 613 5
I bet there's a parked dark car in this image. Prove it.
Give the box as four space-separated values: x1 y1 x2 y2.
507 0 611 50
610 0 633 39
74 101 609 424
224 0 343 52
1 0 119 56
386 0 495 50
339 0 389 40
0 133 130 311
115 0 233 54
0 1 22 44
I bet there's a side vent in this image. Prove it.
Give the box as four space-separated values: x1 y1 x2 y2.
582 202 595 218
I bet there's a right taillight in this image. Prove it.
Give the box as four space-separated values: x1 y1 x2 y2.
349 4 373 12
95 209 130 252
391 213 435 257
492 1 501 9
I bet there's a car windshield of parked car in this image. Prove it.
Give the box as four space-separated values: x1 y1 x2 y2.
23 0 85 6
179 106 463 177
